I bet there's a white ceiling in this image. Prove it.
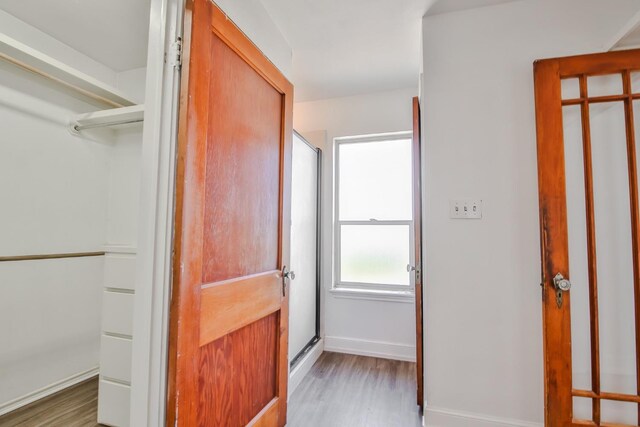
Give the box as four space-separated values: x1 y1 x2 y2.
427 0 516 16
0 0 151 72
0 0 517 98
260 0 518 102
614 22 640 50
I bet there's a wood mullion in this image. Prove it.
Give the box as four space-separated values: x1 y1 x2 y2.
579 75 601 425
622 69 640 426
562 94 640 106
573 388 640 404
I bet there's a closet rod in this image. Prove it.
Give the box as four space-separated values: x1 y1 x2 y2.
73 118 144 131
0 251 106 262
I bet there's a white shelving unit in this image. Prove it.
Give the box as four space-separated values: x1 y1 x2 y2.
0 33 136 108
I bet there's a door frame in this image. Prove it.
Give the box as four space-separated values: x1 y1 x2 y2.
130 0 185 425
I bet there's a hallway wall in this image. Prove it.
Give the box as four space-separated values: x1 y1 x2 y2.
421 0 640 425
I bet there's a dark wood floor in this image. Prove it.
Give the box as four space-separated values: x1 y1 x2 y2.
287 352 422 427
0 377 102 427
0 352 420 427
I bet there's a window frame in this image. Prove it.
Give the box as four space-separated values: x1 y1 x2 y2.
333 131 416 296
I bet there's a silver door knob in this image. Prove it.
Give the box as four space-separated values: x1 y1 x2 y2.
407 264 416 272
552 272 571 308
553 273 571 291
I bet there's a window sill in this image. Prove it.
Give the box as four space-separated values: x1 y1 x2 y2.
329 287 415 303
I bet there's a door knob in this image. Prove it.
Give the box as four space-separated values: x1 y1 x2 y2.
552 272 571 308
281 266 295 296
283 266 296 280
407 264 416 272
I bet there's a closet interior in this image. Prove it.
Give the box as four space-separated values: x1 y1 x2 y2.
0 2 152 426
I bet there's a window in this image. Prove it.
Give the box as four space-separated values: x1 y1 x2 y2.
334 132 415 296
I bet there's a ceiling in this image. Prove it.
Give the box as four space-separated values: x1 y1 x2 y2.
614 22 640 50
0 0 151 72
426 0 516 16
0 0 517 98
260 0 432 102
260 0 518 102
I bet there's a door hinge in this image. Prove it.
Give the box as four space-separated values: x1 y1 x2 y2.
167 37 183 69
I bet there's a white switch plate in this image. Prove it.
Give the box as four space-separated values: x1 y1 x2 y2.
450 199 482 219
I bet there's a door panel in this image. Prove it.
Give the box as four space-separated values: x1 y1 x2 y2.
202 32 282 283
412 96 424 409
167 0 293 426
289 132 320 364
534 49 640 426
198 313 278 427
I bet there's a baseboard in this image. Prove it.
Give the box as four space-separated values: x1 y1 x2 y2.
0 367 100 416
324 336 416 362
424 406 542 427
288 338 324 397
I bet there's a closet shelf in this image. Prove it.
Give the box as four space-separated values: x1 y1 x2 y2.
0 33 136 108
71 104 144 132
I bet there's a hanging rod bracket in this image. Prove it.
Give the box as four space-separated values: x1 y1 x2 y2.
69 104 145 134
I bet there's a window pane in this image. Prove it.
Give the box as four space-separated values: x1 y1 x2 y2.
338 138 412 220
340 225 410 286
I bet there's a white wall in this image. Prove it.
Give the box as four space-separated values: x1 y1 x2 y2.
294 87 419 361
0 60 109 413
421 1 640 425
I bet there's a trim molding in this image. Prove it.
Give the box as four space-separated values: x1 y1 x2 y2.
0 367 99 416
605 8 640 51
424 406 542 427
324 336 416 362
329 287 415 304
103 244 137 254
288 339 324 397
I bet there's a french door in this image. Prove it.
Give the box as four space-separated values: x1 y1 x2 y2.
535 49 640 426
166 0 293 426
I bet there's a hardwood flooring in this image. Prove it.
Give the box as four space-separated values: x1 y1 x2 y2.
287 352 422 427
0 377 102 427
0 352 420 427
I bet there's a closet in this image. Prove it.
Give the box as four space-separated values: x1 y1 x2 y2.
0 3 151 426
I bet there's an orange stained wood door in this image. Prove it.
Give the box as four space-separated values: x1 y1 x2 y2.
412 96 424 410
167 0 293 426
534 49 640 426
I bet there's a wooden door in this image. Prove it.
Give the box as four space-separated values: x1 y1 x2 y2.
412 96 424 410
535 49 640 426
167 0 293 426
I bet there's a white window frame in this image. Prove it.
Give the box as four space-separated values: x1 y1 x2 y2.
333 131 416 300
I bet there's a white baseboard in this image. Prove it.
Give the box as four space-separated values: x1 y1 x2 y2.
324 336 416 362
0 367 100 416
424 406 542 427
288 338 324 397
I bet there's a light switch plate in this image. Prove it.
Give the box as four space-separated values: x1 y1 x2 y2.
450 199 482 219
